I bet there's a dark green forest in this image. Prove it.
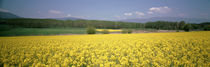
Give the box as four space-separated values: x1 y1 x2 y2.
0 18 142 29
1 18 209 30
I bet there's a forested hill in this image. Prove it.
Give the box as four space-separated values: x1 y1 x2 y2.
0 18 143 29
0 11 21 18
0 18 210 30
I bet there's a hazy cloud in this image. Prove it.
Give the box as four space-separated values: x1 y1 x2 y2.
178 13 187 17
124 13 133 16
114 15 120 18
114 15 122 20
49 10 62 14
66 14 71 17
135 11 145 16
68 15 85 18
147 11 154 14
37 11 41 13
0 8 10 12
148 6 171 14
73 16 85 18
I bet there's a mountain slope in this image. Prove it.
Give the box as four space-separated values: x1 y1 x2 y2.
0 11 21 18
52 17 84 20
120 17 210 23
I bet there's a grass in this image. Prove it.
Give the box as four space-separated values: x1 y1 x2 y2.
0 28 86 36
0 27 179 36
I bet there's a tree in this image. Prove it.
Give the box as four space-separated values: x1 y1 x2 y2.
101 29 109 34
179 21 186 30
121 29 132 34
183 24 191 32
86 26 96 34
127 29 132 34
203 25 210 31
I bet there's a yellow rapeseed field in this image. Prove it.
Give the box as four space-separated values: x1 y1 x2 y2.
0 31 210 67
96 29 122 32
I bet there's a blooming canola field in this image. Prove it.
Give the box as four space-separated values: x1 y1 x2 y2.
0 31 210 67
96 29 122 32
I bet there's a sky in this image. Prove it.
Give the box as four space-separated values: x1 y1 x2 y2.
0 0 210 20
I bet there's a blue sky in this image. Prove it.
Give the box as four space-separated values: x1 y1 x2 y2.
0 0 210 20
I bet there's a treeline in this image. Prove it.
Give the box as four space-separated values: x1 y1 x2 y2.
0 18 210 31
0 18 143 29
145 21 210 31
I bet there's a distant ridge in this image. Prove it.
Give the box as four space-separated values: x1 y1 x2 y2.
0 11 21 18
120 17 210 23
51 17 84 20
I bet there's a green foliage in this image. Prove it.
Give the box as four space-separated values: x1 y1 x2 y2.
127 29 132 34
179 21 186 30
86 26 96 34
1 18 144 29
0 28 86 36
121 29 132 34
1 18 210 32
145 21 178 30
122 29 128 34
203 25 210 31
176 30 179 32
101 29 109 34
183 24 191 32
0 24 12 31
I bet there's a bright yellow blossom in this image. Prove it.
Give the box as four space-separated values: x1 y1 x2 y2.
0 31 209 67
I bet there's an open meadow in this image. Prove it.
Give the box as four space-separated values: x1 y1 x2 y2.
0 31 209 67
0 28 87 36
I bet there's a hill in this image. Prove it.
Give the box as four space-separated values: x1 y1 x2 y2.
0 11 21 18
120 17 210 23
51 17 84 20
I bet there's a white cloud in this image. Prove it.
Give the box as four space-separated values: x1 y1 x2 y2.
65 14 87 19
66 14 71 17
147 11 154 14
135 11 145 16
49 10 62 14
0 8 10 12
124 13 133 16
148 6 171 14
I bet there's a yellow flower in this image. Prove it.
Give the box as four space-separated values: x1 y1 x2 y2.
0 31 209 66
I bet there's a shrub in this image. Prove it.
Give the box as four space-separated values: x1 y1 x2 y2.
127 29 132 34
122 29 132 34
86 26 96 34
203 25 210 31
176 30 179 32
183 24 191 32
122 29 128 34
101 29 109 34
